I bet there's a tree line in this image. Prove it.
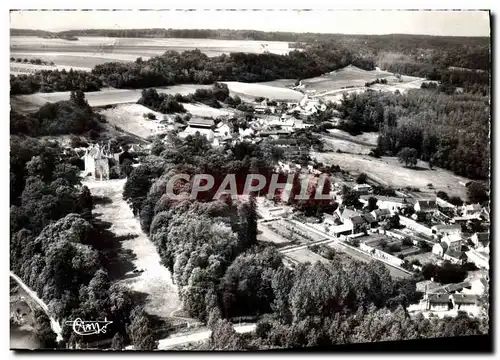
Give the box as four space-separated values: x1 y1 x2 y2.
10 69 102 95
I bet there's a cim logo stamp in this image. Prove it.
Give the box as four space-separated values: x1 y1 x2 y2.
65 318 113 336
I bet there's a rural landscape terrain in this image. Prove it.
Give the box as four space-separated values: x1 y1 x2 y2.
10 11 490 352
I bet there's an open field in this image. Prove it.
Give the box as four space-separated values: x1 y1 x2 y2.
11 84 212 112
312 151 470 199
83 178 184 320
300 65 424 96
10 62 91 75
321 130 378 155
182 103 233 118
285 248 329 264
256 79 297 89
11 36 291 64
222 81 303 102
99 104 168 139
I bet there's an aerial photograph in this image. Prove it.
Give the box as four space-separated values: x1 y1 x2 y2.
9 9 490 352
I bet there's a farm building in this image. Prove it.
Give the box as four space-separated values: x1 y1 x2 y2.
179 118 215 141
414 199 438 213
431 224 462 237
424 294 452 311
450 294 480 313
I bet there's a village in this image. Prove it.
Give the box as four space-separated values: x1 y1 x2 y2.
75 85 490 323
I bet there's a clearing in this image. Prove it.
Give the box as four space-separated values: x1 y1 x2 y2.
321 130 378 155
300 65 424 97
311 151 470 199
99 104 169 139
82 178 183 321
182 103 233 118
222 81 303 102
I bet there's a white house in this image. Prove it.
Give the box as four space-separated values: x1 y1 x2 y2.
442 233 463 250
214 123 231 138
431 224 462 237
432 242 448 257
414 199 438 213
461 203 482 216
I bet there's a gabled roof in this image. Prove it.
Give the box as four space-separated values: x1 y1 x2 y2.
188 118 215 127
451 294 478 305
444 233 463 243
416 199 437 210
350 215 367 225
434 242 449 252
444 248 463 260
372 208 391 216
341 208 362 220
362 213 377 223
428 294 450 304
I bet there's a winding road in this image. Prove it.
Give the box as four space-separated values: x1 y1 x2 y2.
10 272 63 342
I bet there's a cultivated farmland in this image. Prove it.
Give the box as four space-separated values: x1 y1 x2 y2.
10 36 291 68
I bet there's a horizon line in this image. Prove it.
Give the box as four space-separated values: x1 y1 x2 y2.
9 28 491 38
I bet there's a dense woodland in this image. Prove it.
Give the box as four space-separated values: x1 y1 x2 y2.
9 94 156 350
122 133 487 349
11 91 103 137
336 89 490 180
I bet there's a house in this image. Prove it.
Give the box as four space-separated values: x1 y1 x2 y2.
362 213 378 229
179 118 215 141
443 248 465 264
377 196 409 214
451 294 480 313
353 183 373 195
214 123 231 138
431 224 462 237
471 232 490 249
371 208 391 221
339 208 367 234
414 199 438 213
432 242 448 257
442 233 463 250
461 203 482 216
425 294 452 311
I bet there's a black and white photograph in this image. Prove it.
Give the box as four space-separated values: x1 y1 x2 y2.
7 7 491 352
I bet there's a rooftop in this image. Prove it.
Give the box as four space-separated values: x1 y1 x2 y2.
451 294 478 305
188 118 215 128
428 294 450 304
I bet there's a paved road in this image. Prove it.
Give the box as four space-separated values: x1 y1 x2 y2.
10 272 63 341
